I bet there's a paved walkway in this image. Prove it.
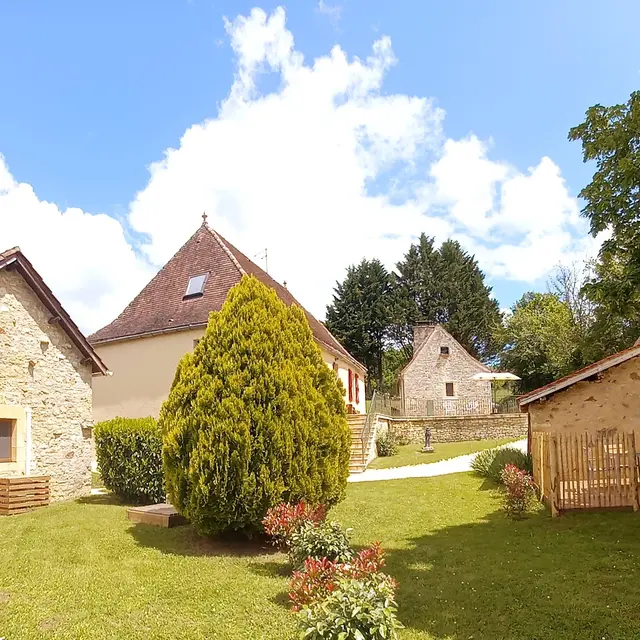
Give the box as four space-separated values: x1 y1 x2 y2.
348 438 527 483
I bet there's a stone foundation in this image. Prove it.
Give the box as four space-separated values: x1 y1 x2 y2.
387 413 528 444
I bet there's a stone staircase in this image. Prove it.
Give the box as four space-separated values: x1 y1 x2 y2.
347 413 375 474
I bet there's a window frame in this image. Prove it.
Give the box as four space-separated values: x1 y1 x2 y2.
184 273 209 299
0 419 16 463
348 369 353 403
445 382 455 397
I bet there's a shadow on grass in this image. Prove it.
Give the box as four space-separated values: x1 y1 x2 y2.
75 493 124 507
386 507 640 640
128 521 284 559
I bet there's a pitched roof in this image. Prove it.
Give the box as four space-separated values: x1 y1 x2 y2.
0 247 108 375
518 343 640 407
88 222 365 373
399 324 491 376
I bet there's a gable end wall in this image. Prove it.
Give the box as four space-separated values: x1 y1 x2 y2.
402 326 491 414
0 270 93 501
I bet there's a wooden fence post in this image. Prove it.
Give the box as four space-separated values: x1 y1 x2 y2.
631 432 639 513
549 434 559 517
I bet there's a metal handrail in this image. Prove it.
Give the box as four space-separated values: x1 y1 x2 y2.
360 390 378 455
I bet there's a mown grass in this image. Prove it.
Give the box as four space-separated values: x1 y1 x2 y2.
1 474 640 639
369 437 520 469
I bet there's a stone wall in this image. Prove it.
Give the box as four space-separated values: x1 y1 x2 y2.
387 413 529 444
0 270 94 501
527 356 640 435
400 325 492 417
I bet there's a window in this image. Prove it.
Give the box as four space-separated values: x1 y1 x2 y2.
355 374 360 404
0 419 15 463
348 369 353 403
332 361 339 373
193 339 200 349
445 382 455 397
184 273 209 299
440 346 450 355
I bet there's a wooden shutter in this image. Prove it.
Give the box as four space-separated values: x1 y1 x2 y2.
348 369 353 403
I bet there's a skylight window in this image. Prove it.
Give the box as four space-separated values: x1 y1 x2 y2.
184 273 208 298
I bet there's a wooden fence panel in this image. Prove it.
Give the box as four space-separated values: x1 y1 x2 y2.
0 476 50 516
531 431 639 516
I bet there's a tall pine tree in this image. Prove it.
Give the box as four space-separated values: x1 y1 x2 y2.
325 259 391 392
392 234 502 361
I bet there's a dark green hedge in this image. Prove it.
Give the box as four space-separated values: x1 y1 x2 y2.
94 417 165 504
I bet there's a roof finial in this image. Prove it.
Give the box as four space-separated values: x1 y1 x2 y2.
201 211 208 225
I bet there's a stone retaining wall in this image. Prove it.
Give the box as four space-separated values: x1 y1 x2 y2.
387 413 528 444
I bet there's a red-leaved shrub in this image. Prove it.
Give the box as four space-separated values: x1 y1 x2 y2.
289 542 395 611
500 464 536 519
262 502 327 548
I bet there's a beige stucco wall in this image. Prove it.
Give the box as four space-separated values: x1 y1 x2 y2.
528 357 640 435
93 328 204 422
0 270 94 501
93 328 366 422
401 325 491 416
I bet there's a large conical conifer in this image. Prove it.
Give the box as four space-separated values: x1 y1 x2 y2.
160 275 351 536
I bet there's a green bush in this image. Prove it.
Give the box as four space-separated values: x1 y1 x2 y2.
161 275 351 536
289 520 353 569
94 417 164 504
297 575 403 640
376 433 398 457
471 446 532 484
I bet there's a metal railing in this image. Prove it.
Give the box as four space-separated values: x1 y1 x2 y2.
403 395 519 417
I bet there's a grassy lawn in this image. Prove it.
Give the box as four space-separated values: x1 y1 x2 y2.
2 474 640 639
369 437 521 469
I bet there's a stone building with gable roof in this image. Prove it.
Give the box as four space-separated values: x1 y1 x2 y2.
398 323 493 416
0 247 108 501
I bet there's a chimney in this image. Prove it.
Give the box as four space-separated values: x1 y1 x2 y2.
413 322 435 353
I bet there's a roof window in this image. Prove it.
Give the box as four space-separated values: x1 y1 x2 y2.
184 273 208 299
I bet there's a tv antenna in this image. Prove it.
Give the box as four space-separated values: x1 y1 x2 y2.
253 248 268 273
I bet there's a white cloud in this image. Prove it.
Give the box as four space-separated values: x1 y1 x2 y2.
0 155 154 332
0 6 602 335
316 0 343 25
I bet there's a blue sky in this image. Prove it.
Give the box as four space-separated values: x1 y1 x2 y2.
1 1 639 331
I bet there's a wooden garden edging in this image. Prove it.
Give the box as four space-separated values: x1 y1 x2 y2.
531 431 640 516
0 476 50 516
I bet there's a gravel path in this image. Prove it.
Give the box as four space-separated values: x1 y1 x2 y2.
348 438 528 483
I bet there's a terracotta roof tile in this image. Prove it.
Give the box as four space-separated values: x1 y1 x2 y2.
88 223 365 373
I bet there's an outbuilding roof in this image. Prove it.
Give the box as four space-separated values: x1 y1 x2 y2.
0 247 109 375
88 220 366 374
518 343 640 407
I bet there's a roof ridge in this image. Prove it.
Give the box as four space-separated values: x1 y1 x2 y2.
206 226 246 276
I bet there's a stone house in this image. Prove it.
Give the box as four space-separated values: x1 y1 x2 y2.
398 323 492 417
89 217 366 422
519 343 640 436
0 247 108 501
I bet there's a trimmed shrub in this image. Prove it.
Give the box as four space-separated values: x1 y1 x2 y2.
262 502 327 549
501 464 537 519
376 433 398 457
289 542 387 611
94 417 164 504
297 575 403 640
471 446 532 484
288 521 353 569
161 275 351 536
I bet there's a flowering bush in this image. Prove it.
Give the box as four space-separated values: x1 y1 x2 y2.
500 464 536 518
297 575 403 640
289 542 388 611
288 520 353 569
472 446 532 484
262 502 327 548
